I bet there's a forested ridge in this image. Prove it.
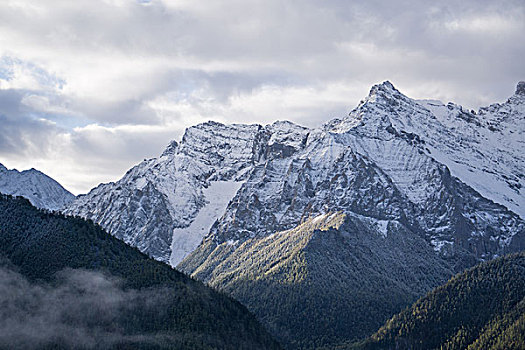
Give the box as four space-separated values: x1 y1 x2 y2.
346 252 525 350
0 193 281 350
183 212 453 349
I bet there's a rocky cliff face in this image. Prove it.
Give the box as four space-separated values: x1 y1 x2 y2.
64 120 310 264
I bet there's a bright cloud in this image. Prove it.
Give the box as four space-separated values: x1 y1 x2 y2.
0 0 524 194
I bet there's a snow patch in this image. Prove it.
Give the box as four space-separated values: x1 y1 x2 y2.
170 181 243 266
226 239 239 246
135 177 147 190
431 238 454 252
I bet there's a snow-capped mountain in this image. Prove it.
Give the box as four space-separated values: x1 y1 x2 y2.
64 81 525 348
64 121 309 264
0 163 75 210
65 82 524 268
184 82 524 266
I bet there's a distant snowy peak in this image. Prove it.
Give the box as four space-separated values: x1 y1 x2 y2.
0 163 75 210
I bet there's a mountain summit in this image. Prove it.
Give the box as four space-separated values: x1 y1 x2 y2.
516 81 525 95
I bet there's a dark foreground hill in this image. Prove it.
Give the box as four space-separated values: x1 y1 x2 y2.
0 194 280 350
348 252 525 350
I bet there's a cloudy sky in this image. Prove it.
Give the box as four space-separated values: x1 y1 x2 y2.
0 0 524 194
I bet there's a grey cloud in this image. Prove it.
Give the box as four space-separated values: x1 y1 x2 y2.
71 97 159 126
0 90 62 156
0 0 523 193
2 0 523 104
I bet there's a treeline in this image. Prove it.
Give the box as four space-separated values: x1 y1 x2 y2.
0 194 280 350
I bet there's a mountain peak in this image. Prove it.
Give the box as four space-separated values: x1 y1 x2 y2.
516 81 525 96
324 81 413 134
160 140 178 157
22 167 43 175
368 80 398 98
268 120 301 128
377 80 396 90
362 80 413 109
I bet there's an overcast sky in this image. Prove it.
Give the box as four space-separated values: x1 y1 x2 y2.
0 0 524 194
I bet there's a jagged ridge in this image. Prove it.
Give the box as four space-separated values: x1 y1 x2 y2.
65 81 525 270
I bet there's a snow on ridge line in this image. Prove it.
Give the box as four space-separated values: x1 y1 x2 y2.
170 180 244 267
0 163 75 210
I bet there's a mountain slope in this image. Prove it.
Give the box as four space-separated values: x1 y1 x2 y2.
0 163 74 210
0 193 280 350
182 212 453 349
320 81 525 259
351 252 525 350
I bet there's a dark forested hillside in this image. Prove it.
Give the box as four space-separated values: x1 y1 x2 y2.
0 194 280 350
349 252 525 350
181 212 454 349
